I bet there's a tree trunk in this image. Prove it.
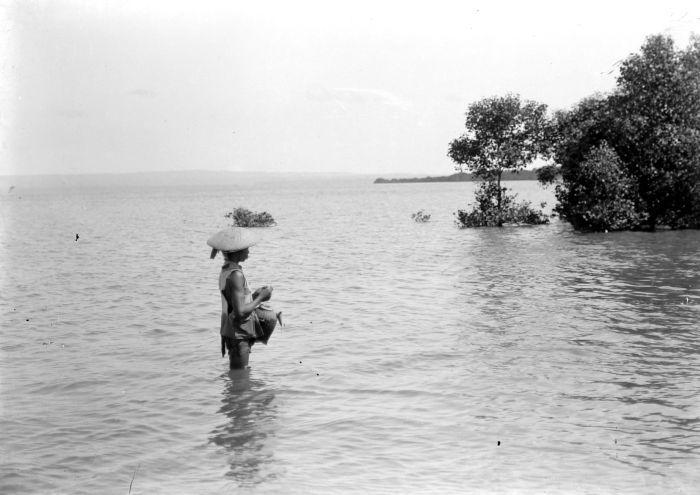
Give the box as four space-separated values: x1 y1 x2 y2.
497 171 503 227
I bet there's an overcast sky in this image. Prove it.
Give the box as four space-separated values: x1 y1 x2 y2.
1 0 699 176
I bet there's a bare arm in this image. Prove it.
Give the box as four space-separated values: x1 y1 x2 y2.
229 271 272 318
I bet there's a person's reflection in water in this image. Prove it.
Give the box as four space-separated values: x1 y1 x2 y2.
209 369 279 486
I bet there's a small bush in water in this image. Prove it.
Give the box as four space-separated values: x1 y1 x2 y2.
226 207 277 227
455 182 549 228
411 210 431 223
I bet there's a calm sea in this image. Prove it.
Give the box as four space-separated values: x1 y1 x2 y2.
1 177 699 494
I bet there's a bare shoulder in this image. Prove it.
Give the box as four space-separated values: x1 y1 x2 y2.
228 270 245 290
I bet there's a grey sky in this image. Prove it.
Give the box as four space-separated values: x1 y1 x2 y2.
2 0 699 176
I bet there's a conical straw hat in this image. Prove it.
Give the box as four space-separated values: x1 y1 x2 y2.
207 228 259 258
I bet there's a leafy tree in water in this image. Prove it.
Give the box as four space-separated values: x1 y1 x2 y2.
613 34 700 228
547 95 641 230
557 142 647 231
448 94 551 226
548 35 700 230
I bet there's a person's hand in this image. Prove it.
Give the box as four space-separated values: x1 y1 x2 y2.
254 286 273 302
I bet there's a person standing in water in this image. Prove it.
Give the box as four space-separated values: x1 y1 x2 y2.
208 228 272 369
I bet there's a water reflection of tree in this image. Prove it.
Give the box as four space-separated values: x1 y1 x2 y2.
209 370 279 487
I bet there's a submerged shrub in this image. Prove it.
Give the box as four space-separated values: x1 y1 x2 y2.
454 182 549 228
411 210 431 223
225 207 276 227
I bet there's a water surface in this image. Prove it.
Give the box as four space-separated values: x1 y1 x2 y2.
1 178 699 494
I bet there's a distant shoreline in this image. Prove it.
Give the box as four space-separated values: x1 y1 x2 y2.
374 170 542 183
0 169 549 190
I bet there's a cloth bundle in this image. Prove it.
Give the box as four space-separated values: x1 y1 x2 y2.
254 304 282 344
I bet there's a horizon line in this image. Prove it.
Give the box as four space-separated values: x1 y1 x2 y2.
0 169 445 179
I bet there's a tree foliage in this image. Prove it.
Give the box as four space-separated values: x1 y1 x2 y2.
554 142 647 231
549 35 700 230
448 94 550 179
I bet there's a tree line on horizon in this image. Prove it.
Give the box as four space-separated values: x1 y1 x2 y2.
373 169 544 183
448 34 700 231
